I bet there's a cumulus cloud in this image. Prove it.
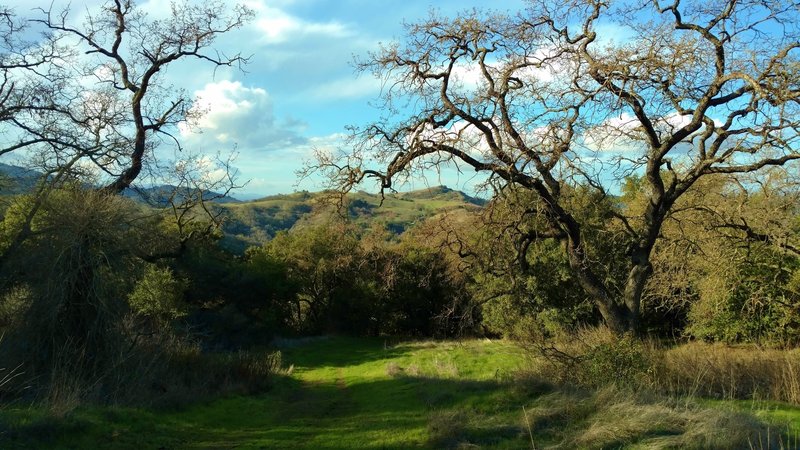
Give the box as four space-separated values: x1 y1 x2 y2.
450 62 486 88
516 46 563 83
581 112 706 153
177 81 357 196
578 110 733 159
181 80 307 151
432 47 560 96
243 0 352 44
581 113 644 152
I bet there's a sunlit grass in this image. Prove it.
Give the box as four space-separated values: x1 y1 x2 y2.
1 337 798 449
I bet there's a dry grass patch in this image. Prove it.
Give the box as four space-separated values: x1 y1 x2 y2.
656 343 800 404
523 386 784 449
523 326 800 405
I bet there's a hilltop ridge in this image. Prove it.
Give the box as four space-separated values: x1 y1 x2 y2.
218 185 484 252
0 162 483 253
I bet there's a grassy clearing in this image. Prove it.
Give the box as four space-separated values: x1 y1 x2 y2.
1 337 798 449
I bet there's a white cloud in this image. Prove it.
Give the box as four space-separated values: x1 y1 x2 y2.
177 80 356 196
579 110 728 154
581 112 642 152
304 75 383 101
450 62 486 88
659 111 699 132
438 46 560 94
193 155 231 185
244 1 352 44
582 112 700 153
181 80 307 151
516 46 563 83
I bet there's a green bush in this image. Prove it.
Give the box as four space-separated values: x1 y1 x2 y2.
686 248 800 344
578 335 653 388
527 327 657 389
128 264 188 322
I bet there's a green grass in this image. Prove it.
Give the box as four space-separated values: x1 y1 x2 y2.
0 338 524 449
702 398 800 438
2 337 799 449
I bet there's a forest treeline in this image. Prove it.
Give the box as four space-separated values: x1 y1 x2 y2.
2 168 798 406
0 0 798 419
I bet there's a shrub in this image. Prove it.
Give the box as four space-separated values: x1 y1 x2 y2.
128 264 188 323
0 285 30 329
686 259 800 345
0 187 285 409
522 326 657 389
0 189 138 404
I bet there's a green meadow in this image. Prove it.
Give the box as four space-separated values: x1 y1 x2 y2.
2 337 799 449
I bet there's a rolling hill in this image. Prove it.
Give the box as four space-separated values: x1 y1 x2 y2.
0 162 485 253
217 186 486 252
0 163 239 203
0 162 40 194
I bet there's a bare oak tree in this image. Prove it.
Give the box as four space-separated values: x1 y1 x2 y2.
0 7 68 159
33 0 253 193
0 0 253 265
0 2 255 389
316 0 800 333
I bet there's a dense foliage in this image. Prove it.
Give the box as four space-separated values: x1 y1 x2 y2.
0 1 797 424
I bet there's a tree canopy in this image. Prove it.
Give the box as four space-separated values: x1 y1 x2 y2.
0 0 252 265
316 0 800 332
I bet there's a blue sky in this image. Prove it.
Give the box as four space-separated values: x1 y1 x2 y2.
2 0 526 198
212 0 527 197
3 1 795 199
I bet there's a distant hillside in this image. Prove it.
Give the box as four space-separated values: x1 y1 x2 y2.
398 185 486 206
217 186 485 253
0 164 484 253
0 163 41 194
0 163 238 203
123 185 240 205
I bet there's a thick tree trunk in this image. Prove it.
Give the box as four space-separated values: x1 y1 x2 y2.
565 240 631 334
621 260 652 332
564 236 656 334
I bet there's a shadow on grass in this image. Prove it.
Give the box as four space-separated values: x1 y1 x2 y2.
1 372 531 449
6 332 800 449
275 336 414 370
168 374 529 450
5 363 793 449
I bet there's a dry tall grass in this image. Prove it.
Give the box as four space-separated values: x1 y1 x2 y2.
96 342 286 409
522 326 800 405
0 334 285 413
657 343 800 404
522 386 788 449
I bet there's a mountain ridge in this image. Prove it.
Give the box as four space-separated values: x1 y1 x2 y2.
218 185 484 252
1 163 484 253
